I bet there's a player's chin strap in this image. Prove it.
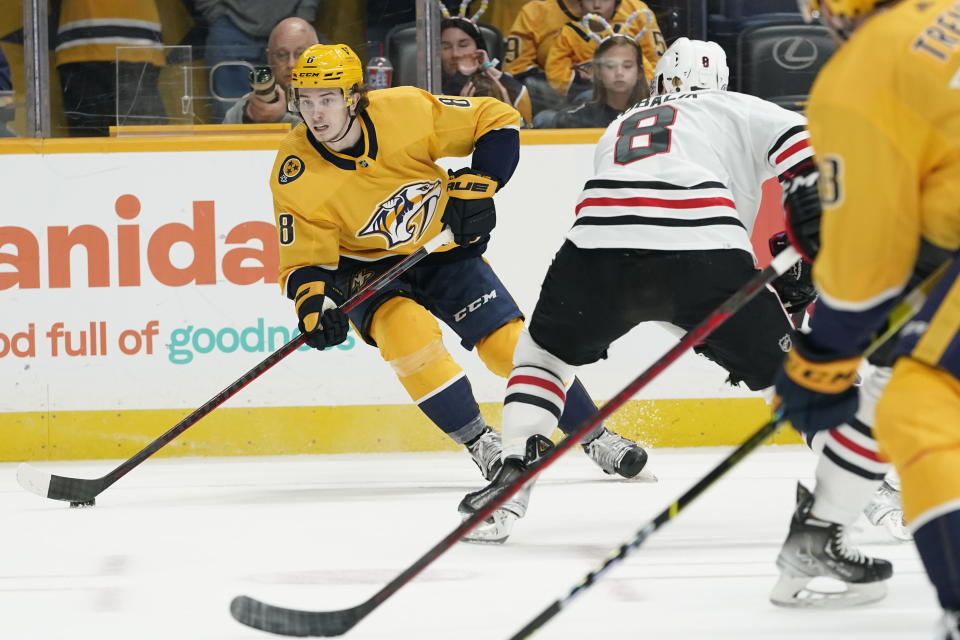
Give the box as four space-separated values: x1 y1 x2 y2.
329 112 358 144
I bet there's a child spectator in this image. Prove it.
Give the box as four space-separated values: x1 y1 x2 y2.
552 34 650 128
505 0 661 114
546 0 660 100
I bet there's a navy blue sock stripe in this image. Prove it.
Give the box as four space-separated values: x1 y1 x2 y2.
914 508 960 610
418 376 481 438
822 446 887 481
557 377 598 435
847 417 875 438
505 392 563 419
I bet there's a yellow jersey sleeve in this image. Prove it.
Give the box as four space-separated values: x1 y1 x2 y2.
504 3 548 75
544 25 586 95
426 92 522 159
271 189 341 293
504 0 578 76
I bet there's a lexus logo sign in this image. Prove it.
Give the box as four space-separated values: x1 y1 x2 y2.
772 37 819 70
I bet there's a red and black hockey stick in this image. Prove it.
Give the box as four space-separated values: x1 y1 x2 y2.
15 228 455 507
228 246 803 637
506 257 951 639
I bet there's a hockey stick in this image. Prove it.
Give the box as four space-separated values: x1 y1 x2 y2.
227 246 803 637
507 259 950 640
16 228 455 506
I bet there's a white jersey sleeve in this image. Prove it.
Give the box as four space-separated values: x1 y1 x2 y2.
568 90 811 257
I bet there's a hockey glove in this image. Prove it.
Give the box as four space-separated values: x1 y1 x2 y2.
295 280 349 350
768 231 817 315
781 160 822 262
773 332 860 436
441 168 499 246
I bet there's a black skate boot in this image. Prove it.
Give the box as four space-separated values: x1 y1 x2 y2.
771 482 893 608
458 435 553 545
582 428 650 479
465 427 503 481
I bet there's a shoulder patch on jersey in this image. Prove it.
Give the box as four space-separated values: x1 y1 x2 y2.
278 155 304 184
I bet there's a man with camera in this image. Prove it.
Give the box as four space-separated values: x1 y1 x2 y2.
222 17 319 125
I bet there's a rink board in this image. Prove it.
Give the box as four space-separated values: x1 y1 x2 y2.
0 130 796 462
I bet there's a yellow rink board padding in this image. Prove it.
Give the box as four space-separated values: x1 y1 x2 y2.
0 128 604 156
1 398 802 462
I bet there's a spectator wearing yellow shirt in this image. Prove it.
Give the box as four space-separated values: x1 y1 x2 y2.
54 0 168 136
546 0 660 100
504 0 662 113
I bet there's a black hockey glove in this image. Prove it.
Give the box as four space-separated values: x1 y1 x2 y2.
295 280 349 350
768 231 817 315
781 160 822 262
441 168 499 246
773 333 860 436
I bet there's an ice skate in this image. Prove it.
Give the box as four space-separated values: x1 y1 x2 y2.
582 428 654 480
863 479 910 542
771 483 892 608
465 426 503 481
458 435 553 545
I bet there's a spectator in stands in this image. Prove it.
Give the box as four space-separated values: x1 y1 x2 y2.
222 17 320 125
440 11 532 126
366 1 526 58
0 45 15 137
546 0 660 101
196 0 321 122
504 0 661 116
0 46 11 92
54 0 168 137
550 34 649 128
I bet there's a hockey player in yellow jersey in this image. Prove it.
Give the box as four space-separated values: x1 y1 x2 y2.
773 0 960 634
271 44 650 492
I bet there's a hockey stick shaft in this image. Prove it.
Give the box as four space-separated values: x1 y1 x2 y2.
509 412 782 640
228 246 803 637
508 258 951 639
19 229 454 504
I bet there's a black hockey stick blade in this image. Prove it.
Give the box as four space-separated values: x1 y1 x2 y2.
230 597 372 638
228 246 802 637
506 256 954 639
16 229 455 505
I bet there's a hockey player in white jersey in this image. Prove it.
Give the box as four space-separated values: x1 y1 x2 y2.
459 38 893 606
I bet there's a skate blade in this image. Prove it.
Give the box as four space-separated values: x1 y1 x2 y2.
461 510 516 545
629 468 658 483
769 574 887 609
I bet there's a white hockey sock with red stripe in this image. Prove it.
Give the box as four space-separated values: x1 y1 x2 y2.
502 330 576 459
808 367 892 525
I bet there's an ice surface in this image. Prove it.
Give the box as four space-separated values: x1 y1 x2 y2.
1 445 939 639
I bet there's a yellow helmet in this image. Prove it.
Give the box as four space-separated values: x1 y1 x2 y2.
801 0 894 20
289 43 363 106
799 0 891 38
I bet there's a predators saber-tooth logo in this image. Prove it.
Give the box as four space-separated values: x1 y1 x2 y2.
358 180 442 248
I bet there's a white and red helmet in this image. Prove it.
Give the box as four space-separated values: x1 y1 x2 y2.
652 37 729 95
